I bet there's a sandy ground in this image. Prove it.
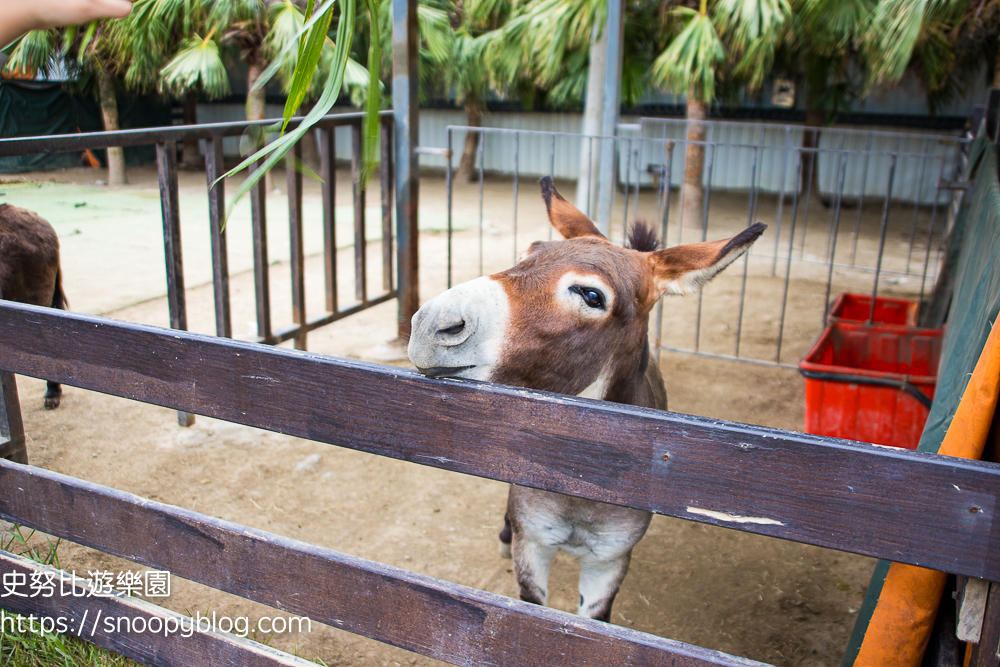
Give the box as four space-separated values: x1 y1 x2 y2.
1 160 942 666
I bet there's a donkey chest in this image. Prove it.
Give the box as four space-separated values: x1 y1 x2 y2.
512 488 651 559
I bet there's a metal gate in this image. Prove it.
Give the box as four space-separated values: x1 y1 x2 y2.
433 120 971 367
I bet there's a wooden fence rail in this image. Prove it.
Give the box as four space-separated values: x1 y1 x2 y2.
0 460 764 667
1 301 999 582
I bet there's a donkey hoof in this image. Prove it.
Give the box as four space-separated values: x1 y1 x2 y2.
43 396 60 410
498 541 511 559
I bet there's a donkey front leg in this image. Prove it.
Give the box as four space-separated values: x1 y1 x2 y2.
578 551 632 622
44 381 61 410
511 532 558 606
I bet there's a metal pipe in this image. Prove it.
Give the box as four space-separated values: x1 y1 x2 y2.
868 154 898 324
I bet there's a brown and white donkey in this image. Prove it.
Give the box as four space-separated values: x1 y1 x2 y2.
408 177 765 622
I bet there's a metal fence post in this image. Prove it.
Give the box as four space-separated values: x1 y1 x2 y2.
156 142 195 428
393 0 420 339
595 0 624 235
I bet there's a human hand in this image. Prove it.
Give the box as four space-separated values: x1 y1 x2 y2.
2 0 133 50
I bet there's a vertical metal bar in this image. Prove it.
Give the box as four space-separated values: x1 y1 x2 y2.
352 123 367 303
446 128 453 289
393 0 420 339
203 136 231 338
622 138 632 232
653 140 675 365
156 142 194 428
319 126 338 313
477 132 484 277
905 138 930 274
549 133 556 241
595 0 624 235
287 141 306 350
675 133 690 245
772 127 790 276
693 143 715 353
823 152 850 327
918 190 942 310
868 154 898 325
381 117 394 292
734 145 759 357
250 157 272 343
512 131 519 265
850 134 874 266
632 145 640 222
798 145 817 259
776 150 804 364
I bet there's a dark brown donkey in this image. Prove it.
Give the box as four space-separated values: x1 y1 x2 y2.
0 203 67 408
408 177 765 622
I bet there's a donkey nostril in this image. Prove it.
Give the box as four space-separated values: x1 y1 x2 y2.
438 321 465 336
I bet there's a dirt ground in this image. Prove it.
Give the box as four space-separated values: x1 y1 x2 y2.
2 159 941 666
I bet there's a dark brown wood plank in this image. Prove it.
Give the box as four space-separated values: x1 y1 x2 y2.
250 157 272 344
319 126 338 314
1 302 1000 580
971 582 1000 667
0 550 317 667
0 367 26 464
155 143 194 428
381 117 394 292
287 142 306 350
0 460 765 667
204 136 232 339
351 123 367 303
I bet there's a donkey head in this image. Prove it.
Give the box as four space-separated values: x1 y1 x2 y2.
408 177 765 399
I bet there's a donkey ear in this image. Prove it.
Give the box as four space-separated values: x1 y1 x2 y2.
539 176 606 240
648 223 766 296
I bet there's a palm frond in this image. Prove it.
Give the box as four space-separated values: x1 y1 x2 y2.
160 33 231 98
651 7 725 103
3 30 57 77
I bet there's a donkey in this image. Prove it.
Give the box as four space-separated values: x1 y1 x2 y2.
408 177 765 622
0 203 67 409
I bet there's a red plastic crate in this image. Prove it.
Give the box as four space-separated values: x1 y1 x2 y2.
798 323 942 449
827 292 919 326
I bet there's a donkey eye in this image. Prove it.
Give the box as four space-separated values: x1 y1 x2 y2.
570 285 605 310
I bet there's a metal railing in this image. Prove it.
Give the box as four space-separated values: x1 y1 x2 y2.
434 122 971 368
0 110 398 351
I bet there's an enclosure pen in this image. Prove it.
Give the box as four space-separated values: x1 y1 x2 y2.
0 104 995 667
434 120 969 369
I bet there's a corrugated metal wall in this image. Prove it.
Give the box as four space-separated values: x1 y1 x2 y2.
197 104 965 205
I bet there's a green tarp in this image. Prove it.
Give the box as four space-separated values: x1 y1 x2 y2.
842 134 1000 665
0 80 172 173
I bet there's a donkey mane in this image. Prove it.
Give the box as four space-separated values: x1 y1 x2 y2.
625 219 660 253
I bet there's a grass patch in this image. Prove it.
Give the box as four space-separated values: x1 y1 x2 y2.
0 525 142 667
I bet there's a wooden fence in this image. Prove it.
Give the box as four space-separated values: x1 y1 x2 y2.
1 300 999 666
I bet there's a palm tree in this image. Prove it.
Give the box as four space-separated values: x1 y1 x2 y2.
863 0 995 107
4 20 141 185
651 0 790 227
484 0 658 205
769 0 870 195
126 0 272 168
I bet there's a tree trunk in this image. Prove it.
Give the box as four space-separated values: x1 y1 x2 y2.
246 58 273 190
575 20 607 217
95 64 126 186
456 105 482 183
801 108 823 199
181 91 201 169
681 95 707 229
